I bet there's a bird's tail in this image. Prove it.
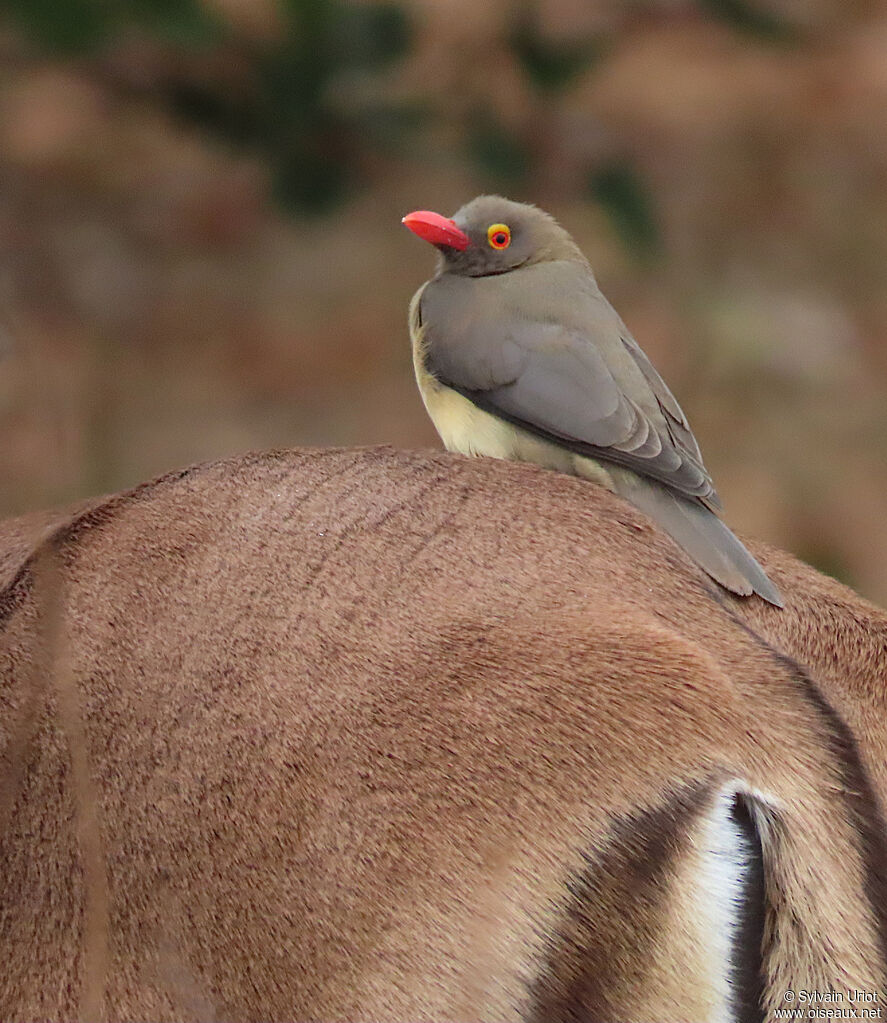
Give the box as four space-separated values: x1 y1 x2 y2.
611 471 784 607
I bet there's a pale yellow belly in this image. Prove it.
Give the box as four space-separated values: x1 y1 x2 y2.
415 365 615 492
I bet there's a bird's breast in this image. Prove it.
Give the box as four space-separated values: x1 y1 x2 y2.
409 273 615 489
415 359 614 489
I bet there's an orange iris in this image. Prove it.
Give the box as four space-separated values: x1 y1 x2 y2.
487 223 511 249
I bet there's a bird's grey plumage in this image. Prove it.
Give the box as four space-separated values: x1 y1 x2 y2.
406 195 783 606
419 263 718 506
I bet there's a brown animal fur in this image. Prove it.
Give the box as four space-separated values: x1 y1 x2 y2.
0 446 885 1021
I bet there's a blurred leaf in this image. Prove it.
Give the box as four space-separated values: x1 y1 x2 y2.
166 81 260 147
332 3 409 70
352 101 426 149
467 110 530 184
259 44 325 123
697 0 794 41
277 0 407 70
510 7 601 93
121 0 222 46
2 0 413 214
589 163 660 259
0 0 110 53
162 0 414 213
272 147 348 213
0 0 222 52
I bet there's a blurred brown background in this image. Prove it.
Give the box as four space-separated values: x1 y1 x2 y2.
0 0 885 602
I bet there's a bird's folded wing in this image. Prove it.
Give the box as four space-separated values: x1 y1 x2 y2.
425 312 719 507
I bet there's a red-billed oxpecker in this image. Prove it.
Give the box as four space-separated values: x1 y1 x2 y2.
403 196 783 605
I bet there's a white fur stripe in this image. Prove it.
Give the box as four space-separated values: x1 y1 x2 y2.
693 783 774 1023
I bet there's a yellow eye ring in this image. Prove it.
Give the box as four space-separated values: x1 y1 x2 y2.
487 223 511 249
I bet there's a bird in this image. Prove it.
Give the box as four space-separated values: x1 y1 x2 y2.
402 195 783 607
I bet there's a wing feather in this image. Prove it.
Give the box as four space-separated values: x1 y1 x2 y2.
419 268 721 508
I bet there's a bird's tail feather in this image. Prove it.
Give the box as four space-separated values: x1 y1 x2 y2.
611 471 784 607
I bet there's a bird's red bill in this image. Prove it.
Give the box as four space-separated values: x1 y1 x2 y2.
402 210 470 251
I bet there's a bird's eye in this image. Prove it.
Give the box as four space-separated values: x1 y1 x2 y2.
487 223 511 250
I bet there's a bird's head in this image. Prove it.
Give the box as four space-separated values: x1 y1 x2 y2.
402 195 585 277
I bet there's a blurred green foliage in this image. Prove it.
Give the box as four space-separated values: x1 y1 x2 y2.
0 0 788 232
509 9 603 93
1 0 410 211
698 0 793 41
589 164 660 260
0 0 220 53
170 0 411 211
466 109 531 185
